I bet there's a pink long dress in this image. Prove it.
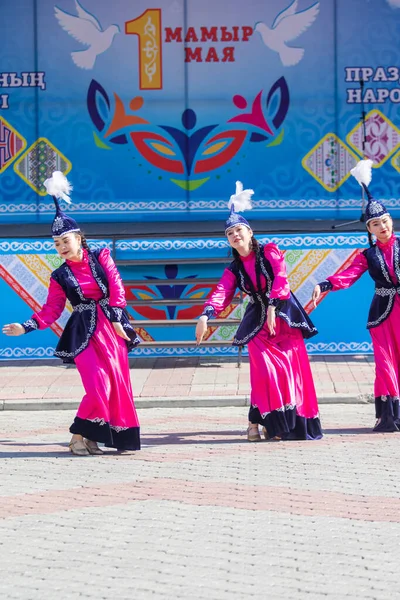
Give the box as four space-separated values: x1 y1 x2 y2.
29 248 140 450
326 234 400 431
204 244 322 440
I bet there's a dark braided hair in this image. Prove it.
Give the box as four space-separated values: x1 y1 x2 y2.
367 230 374 248
74 231 90 251
74 231 90 252
230 235 263 294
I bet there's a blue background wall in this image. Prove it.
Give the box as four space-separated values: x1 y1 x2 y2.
1 0 400 224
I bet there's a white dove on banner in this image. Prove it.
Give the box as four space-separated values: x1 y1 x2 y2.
255 0 320 67
55 0 120 70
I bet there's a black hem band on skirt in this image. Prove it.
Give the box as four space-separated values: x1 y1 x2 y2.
69 417 141 450
248 405 323 440
374 396 400 432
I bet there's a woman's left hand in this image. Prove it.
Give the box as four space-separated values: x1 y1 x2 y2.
112 322 131 341
267 305 276 336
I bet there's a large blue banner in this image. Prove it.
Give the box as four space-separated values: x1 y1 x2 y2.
1 0 400 224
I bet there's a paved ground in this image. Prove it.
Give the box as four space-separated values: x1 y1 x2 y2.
0 355 376 410
0 404 398 600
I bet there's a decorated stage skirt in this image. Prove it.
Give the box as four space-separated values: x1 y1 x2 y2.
247 317 322 440
70 306 140 450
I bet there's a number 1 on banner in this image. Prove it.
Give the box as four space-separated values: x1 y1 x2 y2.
125 9 163 90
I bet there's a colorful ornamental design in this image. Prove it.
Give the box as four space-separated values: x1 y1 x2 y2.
302 133 359 192
346 109 400 168
13 138 72 195
0 116 26 174
87 77 290 191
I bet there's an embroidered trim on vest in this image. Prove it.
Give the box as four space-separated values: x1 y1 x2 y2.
72 303 94 312
394 239 400 283
232 248 271 345
375 246 392 284
111 306 123 321
99 297 111 319
88 252 108 297
55 303 97 359
238 270 250 296
64 265 87 303
374 287 396 297
367 293 395 328
234 292 266 345
259 259 272 296
367 240 400 328
278 313 317 332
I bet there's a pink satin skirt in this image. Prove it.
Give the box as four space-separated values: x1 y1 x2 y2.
370 296 400 399
70 307 140 449
247 316 319 419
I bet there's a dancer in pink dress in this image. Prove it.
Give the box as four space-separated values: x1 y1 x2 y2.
196 182 322 441
313 160 400 432
2 172 140 455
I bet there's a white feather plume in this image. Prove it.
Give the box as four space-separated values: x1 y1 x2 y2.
43 171 73 203
350 159 374 188
227 181 254 212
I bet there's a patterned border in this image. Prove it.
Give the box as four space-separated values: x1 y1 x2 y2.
305 341 373 353
346 109 400 168
2 198 400 215
0 347 56 359
0 233 368 254
301 132 360 192
116 234 369 252
0 234 369 255
0 116 27 175
0 239 111 253
0 342 373 360
13 137 72 196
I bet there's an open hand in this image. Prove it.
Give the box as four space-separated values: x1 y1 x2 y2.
267 305 276 336
112 322 131 341
312 285 321 308
195 316 208 345
2 323 25 336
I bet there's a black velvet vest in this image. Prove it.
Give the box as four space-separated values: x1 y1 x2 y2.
50 249 139 363
226 245 317 346
363 238 400 329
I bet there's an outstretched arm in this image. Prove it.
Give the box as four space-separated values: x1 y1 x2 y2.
312 251 368 307
196 268 237 345
3 277 67 336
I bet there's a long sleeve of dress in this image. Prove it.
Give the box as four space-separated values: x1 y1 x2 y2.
22 277 67 333
263 243 291 306
201 268 237 319
98 248 127 322
324 251 368 291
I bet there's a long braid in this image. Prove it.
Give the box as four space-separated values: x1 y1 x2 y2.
79 232 90 251
367 230 374 248
253 238 263 294
229 235 263 299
